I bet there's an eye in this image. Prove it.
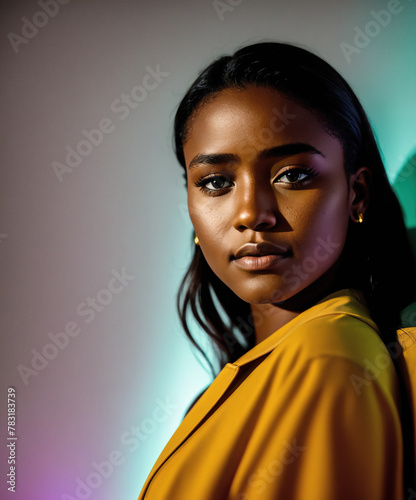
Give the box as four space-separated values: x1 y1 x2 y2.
194 174 233 194
274 167 317 185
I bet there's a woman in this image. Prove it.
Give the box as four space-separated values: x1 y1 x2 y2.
138 42 416 499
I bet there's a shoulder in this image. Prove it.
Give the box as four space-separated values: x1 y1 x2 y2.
267 289 398 396
287 307 384 365
276 288 386 364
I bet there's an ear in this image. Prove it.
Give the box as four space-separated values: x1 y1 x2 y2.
348 166 371 222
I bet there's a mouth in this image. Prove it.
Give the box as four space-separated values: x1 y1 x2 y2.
231 242 291 271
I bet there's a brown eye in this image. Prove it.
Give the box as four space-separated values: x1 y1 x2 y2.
206 177 230 190
194 174 234 194
274 167 317 185
285 171 304 182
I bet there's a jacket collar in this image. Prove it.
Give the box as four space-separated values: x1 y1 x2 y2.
234 288 377 367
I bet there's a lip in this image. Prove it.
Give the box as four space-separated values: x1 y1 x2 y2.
231 242 290 271
233 242 289 259
232 254 287 271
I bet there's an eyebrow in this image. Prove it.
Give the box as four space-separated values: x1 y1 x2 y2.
187 142 325 169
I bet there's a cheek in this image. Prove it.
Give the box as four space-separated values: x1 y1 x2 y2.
289 189 350 261
188 193 229 241
188 198 233 277
190 215 229 262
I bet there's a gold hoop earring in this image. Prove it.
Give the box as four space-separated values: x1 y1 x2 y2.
194 236 200 246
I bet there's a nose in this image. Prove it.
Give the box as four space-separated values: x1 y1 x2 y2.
232 178 279 232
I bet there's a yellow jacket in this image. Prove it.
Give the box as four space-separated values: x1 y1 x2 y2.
138 289 403 499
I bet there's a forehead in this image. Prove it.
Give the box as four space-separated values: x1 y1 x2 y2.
183 86 342 166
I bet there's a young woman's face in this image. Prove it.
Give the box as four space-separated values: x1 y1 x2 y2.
184 86 353 305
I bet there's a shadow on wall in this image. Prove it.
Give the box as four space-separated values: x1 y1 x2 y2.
393 149 416 326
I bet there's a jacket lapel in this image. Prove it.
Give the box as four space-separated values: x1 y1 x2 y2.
146 331 289 478
140 363 240 495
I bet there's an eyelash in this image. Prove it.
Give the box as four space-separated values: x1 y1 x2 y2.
274 167 318 186
194 174 234 196
194 167 318 195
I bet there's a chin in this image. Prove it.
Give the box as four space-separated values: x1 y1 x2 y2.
229 281 301 305
227 271 325 306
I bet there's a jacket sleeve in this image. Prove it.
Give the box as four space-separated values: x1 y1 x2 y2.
230 355 404 500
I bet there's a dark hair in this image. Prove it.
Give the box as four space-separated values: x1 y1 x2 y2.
175 41 416 374
174 42 416 489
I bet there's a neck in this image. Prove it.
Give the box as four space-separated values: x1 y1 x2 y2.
251 260 349 345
